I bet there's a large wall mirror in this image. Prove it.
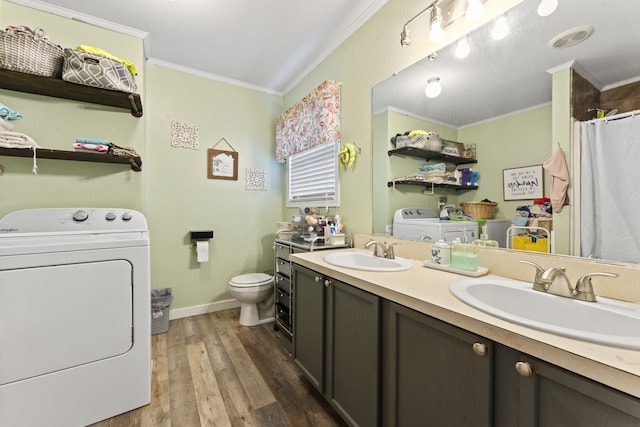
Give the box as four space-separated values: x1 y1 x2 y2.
372 0 640 263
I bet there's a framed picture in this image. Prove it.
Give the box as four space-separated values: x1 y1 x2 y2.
503 164 544 200
207 149 238 180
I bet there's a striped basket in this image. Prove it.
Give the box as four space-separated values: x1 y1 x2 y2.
0 28 64 78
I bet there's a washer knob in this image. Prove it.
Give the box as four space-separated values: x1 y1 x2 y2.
72 210 89 222
122 212 132 221
105 212 117 221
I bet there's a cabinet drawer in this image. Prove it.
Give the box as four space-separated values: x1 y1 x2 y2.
275 243 291 261
276 289 291 309
276 303 290 325
275 274 291 293
276 259 291 277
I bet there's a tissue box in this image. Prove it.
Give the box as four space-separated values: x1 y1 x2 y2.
328 234 345 245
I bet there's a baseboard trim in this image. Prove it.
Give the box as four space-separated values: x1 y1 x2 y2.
169 299 240 320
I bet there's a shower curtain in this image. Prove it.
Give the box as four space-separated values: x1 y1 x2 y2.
580 112 640 263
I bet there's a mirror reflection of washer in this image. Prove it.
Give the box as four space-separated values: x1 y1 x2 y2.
0 207 151 426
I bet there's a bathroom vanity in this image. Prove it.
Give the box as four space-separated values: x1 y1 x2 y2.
290 242 640 426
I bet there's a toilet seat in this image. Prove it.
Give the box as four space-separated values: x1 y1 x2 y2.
229 273 273 287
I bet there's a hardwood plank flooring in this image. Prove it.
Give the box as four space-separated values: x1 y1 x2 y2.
89 309 347 427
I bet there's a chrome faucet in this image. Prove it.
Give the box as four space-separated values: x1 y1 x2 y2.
538 267 574 297
364 240 398 259
520 259 619 302
574 272 619 302
519 260 547 292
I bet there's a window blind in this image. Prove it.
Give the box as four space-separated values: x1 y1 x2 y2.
287 141 339 207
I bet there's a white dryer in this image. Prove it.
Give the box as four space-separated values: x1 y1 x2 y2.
392 207 478 242
0 208 151 427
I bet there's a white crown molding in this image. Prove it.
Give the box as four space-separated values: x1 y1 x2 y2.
146 58 282 96
6 0 149 40
280 0 388 95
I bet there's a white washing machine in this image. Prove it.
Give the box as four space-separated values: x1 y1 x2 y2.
392 207 478 242
0 208 151 427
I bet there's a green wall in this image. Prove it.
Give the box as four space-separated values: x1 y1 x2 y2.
0 2 146 213
145 64 283 309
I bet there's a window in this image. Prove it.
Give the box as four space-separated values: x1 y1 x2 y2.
287 141 339 208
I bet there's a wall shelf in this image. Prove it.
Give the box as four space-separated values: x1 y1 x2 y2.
0 69 143 117
387 179 478 193
0 147 142 171
388 146 477 165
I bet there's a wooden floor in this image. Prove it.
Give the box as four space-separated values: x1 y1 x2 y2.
90 309 347 427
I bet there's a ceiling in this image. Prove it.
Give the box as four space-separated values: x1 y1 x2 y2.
25 0 387 94
373 0 640 128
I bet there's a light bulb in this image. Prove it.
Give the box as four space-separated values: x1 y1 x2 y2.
429 4 444 44
455 38 470 59
429 23 444 43
537 0 558 16
466 0 483 21
425 78 442 98
492 16 508 40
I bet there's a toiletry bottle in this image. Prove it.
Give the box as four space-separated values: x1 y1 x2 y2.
472 225 499 247
451 239 479 271
431 240 451 265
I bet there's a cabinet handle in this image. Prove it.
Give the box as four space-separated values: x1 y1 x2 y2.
314 276 322 282
324 279 331 287
472 342 487 356
515 361 534 377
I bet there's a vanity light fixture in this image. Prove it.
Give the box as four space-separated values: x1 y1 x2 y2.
466 0 484 21
491 15 509 40
425 78 442 98
400 0 488 48
455 37 470 59
537 0 558 17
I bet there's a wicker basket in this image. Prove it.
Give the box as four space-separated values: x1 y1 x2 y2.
0 28 64 78
460 201 497 219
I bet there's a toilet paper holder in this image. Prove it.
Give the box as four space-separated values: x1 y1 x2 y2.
190 230 214 246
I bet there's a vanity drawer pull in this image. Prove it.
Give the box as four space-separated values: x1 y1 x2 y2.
472 342 487 356
515 361 534 377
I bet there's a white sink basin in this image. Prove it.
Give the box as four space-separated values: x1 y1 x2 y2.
450 275 640 350
324 251 413 272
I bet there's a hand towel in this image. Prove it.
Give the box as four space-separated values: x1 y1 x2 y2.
543 147 570 213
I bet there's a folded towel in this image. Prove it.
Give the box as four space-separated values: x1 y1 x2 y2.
73 142 109 153
76 137 110 145
0 117 14 130
543 148 570 213
0 102 23 120
0 130 40 174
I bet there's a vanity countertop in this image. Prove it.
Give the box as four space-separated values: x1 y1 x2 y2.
290 248 640 399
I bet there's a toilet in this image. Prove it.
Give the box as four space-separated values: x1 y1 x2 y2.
228 273 275 326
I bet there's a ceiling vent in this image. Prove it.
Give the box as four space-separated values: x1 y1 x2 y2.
549 26 594 49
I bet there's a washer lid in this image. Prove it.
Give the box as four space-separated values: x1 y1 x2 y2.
231 273 273 286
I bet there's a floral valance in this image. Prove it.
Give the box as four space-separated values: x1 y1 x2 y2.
275 80 341 161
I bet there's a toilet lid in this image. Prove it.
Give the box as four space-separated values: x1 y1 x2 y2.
230 273 273 287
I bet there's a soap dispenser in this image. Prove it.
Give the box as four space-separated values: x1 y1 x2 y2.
472 225 499 247
451 238 479 272
431 240 451 265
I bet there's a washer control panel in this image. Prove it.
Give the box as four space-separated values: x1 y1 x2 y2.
0 208 148 234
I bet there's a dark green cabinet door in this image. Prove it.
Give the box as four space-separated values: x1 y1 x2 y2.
326 279 380 427
293 265 325 391
382 301 492 427
495 344 640 427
